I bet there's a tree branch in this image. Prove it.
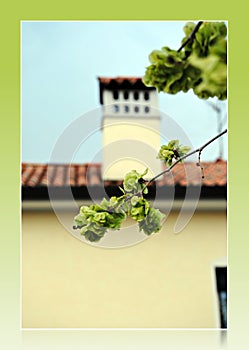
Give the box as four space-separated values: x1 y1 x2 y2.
143 128 227 190
177 21 203 52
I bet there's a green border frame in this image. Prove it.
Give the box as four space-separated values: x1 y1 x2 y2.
0 1 248 349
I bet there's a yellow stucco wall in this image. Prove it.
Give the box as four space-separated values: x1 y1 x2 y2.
22 207 226 329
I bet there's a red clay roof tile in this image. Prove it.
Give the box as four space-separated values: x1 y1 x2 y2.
98 76 143 85
26 165 45 187
86 164 102 186
77 165 87 186
21 160 227 188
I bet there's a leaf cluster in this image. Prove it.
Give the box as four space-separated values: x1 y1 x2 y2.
157 139 191 166
74 196 126 242
142 21 227 100
73 169 165 242
123 168 149 194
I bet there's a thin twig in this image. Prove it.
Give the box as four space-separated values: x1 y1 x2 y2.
177 21 203 52
143 128 227 191
197 150 205 179
74 128 227 226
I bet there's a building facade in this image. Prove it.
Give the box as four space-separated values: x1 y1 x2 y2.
22 160 227 328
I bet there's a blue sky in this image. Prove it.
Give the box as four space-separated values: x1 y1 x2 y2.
21 21 227 163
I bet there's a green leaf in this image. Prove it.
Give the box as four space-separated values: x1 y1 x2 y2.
139 207 165 235
130 197 150 222
119 186 125 194
143 187 148 195
183 22 195 36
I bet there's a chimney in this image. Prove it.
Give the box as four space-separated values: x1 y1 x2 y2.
98 76 162 180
